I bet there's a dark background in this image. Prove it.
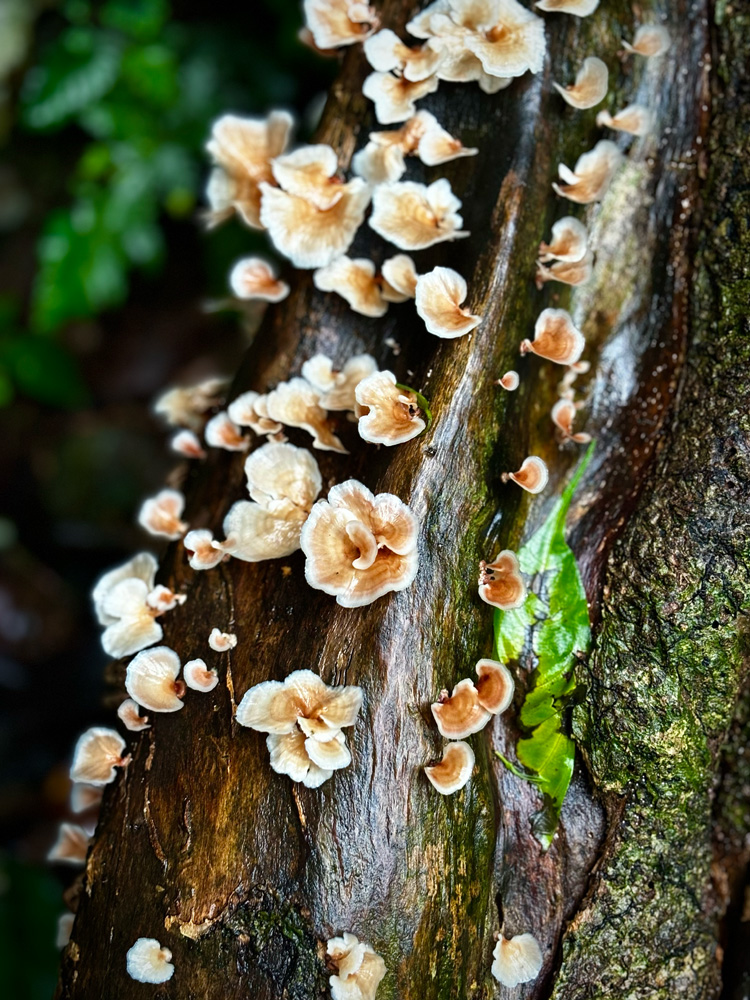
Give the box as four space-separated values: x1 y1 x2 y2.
0 1 333 994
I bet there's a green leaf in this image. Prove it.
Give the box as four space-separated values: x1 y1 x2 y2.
396 383 433 433
0 854 62 1000
0 336 89 408
99 0 170 40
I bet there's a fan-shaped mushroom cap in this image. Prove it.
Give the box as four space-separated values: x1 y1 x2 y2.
92 553 157 625
415 266 481 338
230 256 290 302
497 371 520 390
502 455 549 494
264 731 330 787
265 377 348 452
153 376 227 430
536 0 598 15
431 678 491 738
304 0 379 49
538 216 588 263
381 255 419 299
520 308 585 365
369 179 468 250
221 501 306 562
424 740 475 794
364 28 444 81
362 71 440 125
327 932 387 1000
245 441 322 510
491 933 543 987
47 823 91 865
535 248 594 289
259 179 371 270
117 698 150 731
352 141 407 185
204 411 249 451
623 24 671 57
206 111 293 228
313 257 389 317
137 489 188 540
227 391 283 436
596 103 653 136
170 429 206 459
553 139 622 203
478 549 527 609
184 528 225 571
96 577 164 659
70 783 103 814
551 397 591 443
369 110 436 153
300 480 420 607
208 628 237 652
270 144 345 210
355 370 426 446
302 353 378 411
236 669 363 735
553 56 608 109
417 119 478 165
126 938 175 984
145 585 185 615
125 646 185 713
475 658 515 713
70 727 128 786
184 658 219 692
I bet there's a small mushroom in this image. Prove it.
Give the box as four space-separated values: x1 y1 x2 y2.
137 489 188 540
553 56 608 109
538 216 588 263
184 658 219 692
208 628 237 652
153 376 227 431
204 411 249 451
70 783 103 814
47 823 91 866
313 257 389 317
126 938 175 984
431 679 491 739
227 391 283 437
381 255 419 299
551 398 592 443
369 179 468 250
117 698 151 732
125 646 185 713
478 550 527 610
596 103 653 136
622 24 671 57
535 249 594 289
230 256 290 302
352 141 407 185
552 139 623 204
362 71 440 125
303 0 379 49
424 740 475 795
70 727 129 786
170 429 207 460
475 658 515 714
416 119 478 166
92 552 164 659
520 308 585 366
327 932 387 1000
56 913 75 949
355 370 426 446
502 456 549 494
301 353 378 411
364 28 443 82
184 528 226 571
270 144 345 210
536 0 599 15
265 377 348 452
491 933 543 987
415 266 481 338
496 371 520 391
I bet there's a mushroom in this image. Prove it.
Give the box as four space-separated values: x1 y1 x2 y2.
478 550 527 609
265 377 348 452
475 658 515 714
137 489 188 540
491 933 544 987
236 669 363 788
56 913 75 949
538 216 588 263
301 353 378 412
352 141 407 185
204 411 249 451
230 256 290 302
520 308 585 365
535 248 594 289
369 179 468 250
364 28 443 81
417 119 479 165
355 370 426 446
70 783 103 814
553 56 608 109
424 740 475 794
270 144 348 210
369 110 435 154
596 103 653 136
622 24 671 57
227 391 283 437
313 257 389 317
300 480 419 607
170 429 207 460
415 266 481 338
184 658 219 692
126 938 175 984
153 376 227 431
184 528 226 571
381 255 419 299
431 679 491 739
327 932 387 1000
536 0 599 15
125 646 185 713
501 456 549 494
70 727 129 786
117 698 151 731
552 139 623 203
47 823 91 866
551 398 591 443
92 553 167 659
146 585 185 614
205 111 293 229
496 371 520 391
208 628 237 652
362 71 440 125
303 0 379 49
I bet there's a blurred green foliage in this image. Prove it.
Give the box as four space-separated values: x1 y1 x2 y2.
0 853 62 1000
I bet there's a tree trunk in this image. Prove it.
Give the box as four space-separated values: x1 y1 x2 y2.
56 2 750 998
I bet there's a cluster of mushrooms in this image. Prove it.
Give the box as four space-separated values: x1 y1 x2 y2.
47 0 670 993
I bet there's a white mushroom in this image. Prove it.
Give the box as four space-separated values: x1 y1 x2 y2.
313 257 389 317
535 248 594 288
227 391 283 436
352 141 407 185
170 429 207 460
520 308 585 365
536 0 599 15
424 740 475 794
355 370 426 446
327 932 387 1000
184 658 219 692
265 377 348 452
125 646 185 713
491 933 544 987
301 353 378 411
552 139 623 204
364 28 443 81
56 913 75 949
70 727 129 786
622 24 671 57
204 411 249 451
415 266 481 338
153 377 227 431
47 823 91 865
596 103 653 136
303 0 379 49
553 56 608 109
416 119 478 165
230 256 290 302
362 71 440 125
271 144 346 211
551 397 591 443
117 698 151 731
137 489 187 540
208 628 237 652
538 216 588 263
369 179 468 250
184 528 226 571
381 255 419 299
126 938 175 984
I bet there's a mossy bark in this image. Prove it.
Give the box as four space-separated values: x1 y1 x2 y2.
56 2 750 999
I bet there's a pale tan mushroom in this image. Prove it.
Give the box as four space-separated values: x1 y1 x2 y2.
536 0 599 15
303 0 379 49
170 429 207 460
184 658 219 692
429 44 513 93
265 377 348 452
622 24 671 57
137 489 187 540
552 139 622 203
381 255 419 299
93 575 164 660
596 103 653 136
300 480 419 607
153 376 227 430
417 119 478 165
492 933 544 987
538 216 588 263
117 698 150 731
126 938 175 984
502 456 549 493
369 179 468 250
431 678 491 739
369 110 435 154
227 390 283 436
478 549 527 609
301 353 378 411
92 552 155 618
553 56 608 109
535 248 594 288
355 370 426 446
415 266 481 338
47 823 91 865
351 141 407 185
125 646 185 713
362 71 440 125
70 783 103 814
229 256 290 302
424 740 475 794
551 397 591 443
313 257 389 317
327 932 387 1000
184 528 226 571
70 727 129 786
204 411 249 451
496 371 520 391
208 628 237 652
270 144 346 210
475 658 515 714
520 308 585 365
364 28 443 81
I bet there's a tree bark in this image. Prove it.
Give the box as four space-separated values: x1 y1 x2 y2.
56 2 750 999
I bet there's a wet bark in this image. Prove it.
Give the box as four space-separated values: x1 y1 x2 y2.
56 2 750 999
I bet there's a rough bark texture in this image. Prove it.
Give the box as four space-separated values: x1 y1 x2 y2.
56 2 750 999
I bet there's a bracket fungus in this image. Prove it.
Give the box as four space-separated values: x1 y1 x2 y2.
369 179 468 250
364 28 443 82
170 429 206 460
478 549 527 610
327 932 387 1000
153 376 227 431
424 740 475 794
622 24 671 57
92 552 169 659
184 658 219 692
352 141 407 185
552 139 623 204
70 727 129 786
300 480 420 607
491 932 544 987
496 370 520 391
415 116 478 166
125 646 185 713
553 55 608 109
362 71 440 125
415 266 481 338
355 370 426 446
520 308 585 366
208 628 237 652
227 390 283 437
535 248 594 288
229 256 290 302
313 257 390 317
126 938 175 984
381 254 419 299
302 353 378 411
475 658 515 714
432 679 491 739
265 377 348 452
536 0 599 15
184 528 226 571
538 215 588 263
303 0 379 49
117 698 151 732
137 489 188 540
204 411 249 451
270 144 347 211
236 669 363 788
596 103 653 136
70 783 103 814
551 398 591 443
47 823 91 866
502 456 549 493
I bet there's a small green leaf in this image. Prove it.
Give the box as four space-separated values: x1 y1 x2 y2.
395 383 433 432
99 0 170 39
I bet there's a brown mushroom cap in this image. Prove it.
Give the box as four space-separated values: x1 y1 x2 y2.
478 549 527 610
520 308 585 366
475 658 515 714
424 740 475 794
504 456 549 494
431 678 491 738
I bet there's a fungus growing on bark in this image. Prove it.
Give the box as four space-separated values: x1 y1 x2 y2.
415 266 481 338
184 528 225 571
229 256 290 302
475 658 515 713
538 216 588 263
596 104 653 136
362 71 440 125
551 398 591 443
125 646 185 713
303 0 379 49
352 141 407 185
300 480 419 607
205 111 293 228
266 377 348 452
364 28 443 81
491 933 544 987
47 823 91 865
327 932 387 1000
204 411 249 452
70 727 129 786
153 377 227 431
369 179 468 250
302 353 378 411
126 938 175 984
553 56 608 109
535 248 594 288
478 549 527 609
496 371 520 391
552 139 623 203
417 121 478 165
536 0 599 15
70 783 103 814
145 585 184 615
431 679 491 739
355 370 426 446
92 552 168 659
236 669 363 787
137 489 188 540
184 658 219 692
57 913 75 949
227 391 283 437
271 144 347 210
170 429 206 460
117 698 150 732
208 628 237 652
623 24 671 57
313 257 389 317
502 456 549 493
381 255 419 299
424 740 475 794
520 308 585 365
